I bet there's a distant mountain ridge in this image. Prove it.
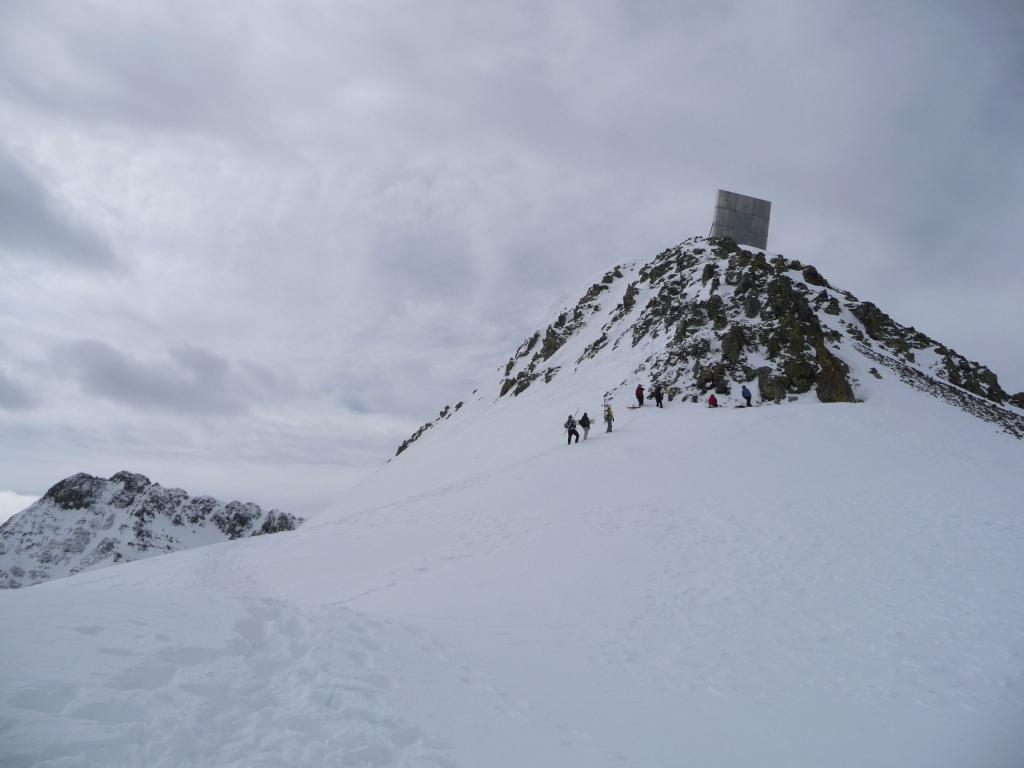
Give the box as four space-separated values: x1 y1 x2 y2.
0 471 302 588
398 236 1024 455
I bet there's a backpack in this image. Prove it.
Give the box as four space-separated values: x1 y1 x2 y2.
580 414 590 428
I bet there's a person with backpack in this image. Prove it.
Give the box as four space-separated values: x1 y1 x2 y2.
653 384 664 408
579 412 591 440
741 385 752 407
564 414 580 445
604 403 615 432
707 393 719 408
635 384 645 407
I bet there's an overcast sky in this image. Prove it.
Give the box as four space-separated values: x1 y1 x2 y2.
1 0 1022 517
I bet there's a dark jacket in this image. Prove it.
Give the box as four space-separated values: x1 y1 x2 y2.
579 414 591 428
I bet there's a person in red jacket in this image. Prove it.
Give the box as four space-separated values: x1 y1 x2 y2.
707 393 719 408
635 384 645 407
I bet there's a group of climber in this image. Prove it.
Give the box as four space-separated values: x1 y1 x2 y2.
564 384 757 443
634 381 752 409
633 383 664 408
564 383 757 444
707 384 752 408
563 404 614 445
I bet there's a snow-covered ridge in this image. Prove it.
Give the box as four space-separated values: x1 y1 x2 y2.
398 236 1023 455
0 471 302 588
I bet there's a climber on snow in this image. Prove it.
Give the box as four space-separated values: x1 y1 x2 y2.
741 385 752 407
564 414 580 445
635 384 645 407
707 393 719 408
579 412 591 441
653 384 664 408
604 403 615 432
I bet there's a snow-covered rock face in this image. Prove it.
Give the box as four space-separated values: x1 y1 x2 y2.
399 236 1023 455
504 237 1012 404
0 471 303 588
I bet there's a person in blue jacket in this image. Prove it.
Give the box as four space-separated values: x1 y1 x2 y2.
741 385 752 407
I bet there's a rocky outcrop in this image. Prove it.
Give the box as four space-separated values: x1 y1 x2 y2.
397 235 1022 455
512 237 860 406
493 237 1012 417
854 343 1024 439
42 473 107 510
395 402 463 456
499 266 627 397
0 472 303 588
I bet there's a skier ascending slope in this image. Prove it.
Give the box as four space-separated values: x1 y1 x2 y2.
604 403 615 432
707 393 719 408
741 385 752 407
564 414 580 445
579 412 591 441
635 384 645 407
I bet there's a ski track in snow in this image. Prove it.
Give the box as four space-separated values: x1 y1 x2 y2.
2 366 1024 766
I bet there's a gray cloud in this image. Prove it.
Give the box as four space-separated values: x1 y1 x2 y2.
0 2 252 137
1 0 1022 512
0 370 38 410
0 147 116 267
54 340 247 415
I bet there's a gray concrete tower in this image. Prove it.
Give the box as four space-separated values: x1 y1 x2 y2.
710 190 771 250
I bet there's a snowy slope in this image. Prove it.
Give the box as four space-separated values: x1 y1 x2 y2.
2 238 1023 767
0 471 302 588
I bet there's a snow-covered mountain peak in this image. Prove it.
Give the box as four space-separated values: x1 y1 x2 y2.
504 237 1017 405
41 470 151 511
0 471 303 588
399 236 1022 457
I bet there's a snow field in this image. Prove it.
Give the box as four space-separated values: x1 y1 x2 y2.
1 583 473 767
2 368 1023 766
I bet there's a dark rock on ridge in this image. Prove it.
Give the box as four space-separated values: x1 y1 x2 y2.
43 473 106 510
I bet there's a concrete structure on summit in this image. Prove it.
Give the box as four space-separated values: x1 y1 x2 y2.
710 190 771 250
